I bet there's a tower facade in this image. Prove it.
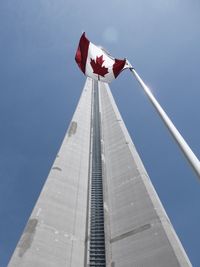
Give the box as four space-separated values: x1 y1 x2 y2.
8 79 191 267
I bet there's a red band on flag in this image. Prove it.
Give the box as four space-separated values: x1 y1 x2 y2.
75 33 89 74
113 59 126 78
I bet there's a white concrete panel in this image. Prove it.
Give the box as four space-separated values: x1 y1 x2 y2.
8 78 93 267
99 82 191 267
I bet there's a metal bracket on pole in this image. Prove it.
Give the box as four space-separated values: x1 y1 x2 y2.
128 63 200 179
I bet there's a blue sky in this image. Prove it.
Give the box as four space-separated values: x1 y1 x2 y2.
0 0 200 266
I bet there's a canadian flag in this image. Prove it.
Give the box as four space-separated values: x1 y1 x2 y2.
75 33 130 83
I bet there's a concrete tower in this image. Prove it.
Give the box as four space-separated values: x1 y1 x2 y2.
8 79 191 267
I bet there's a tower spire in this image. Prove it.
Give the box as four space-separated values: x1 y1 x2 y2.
8 79 191 267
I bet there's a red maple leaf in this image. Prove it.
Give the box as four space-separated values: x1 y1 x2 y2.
90 55 109 77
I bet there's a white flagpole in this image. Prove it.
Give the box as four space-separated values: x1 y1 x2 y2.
129 66 200 179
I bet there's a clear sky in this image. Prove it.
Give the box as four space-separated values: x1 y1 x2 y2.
0 0 200 266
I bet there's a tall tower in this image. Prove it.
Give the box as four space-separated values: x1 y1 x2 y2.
8 79 191 267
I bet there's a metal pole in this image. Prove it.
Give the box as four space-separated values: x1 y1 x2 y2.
129 67 200 179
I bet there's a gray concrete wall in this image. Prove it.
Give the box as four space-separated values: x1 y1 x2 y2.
99 82 191 267
8 78 93 267
8 78 191 267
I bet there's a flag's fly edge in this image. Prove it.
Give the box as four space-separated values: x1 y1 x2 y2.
75 33 89 74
